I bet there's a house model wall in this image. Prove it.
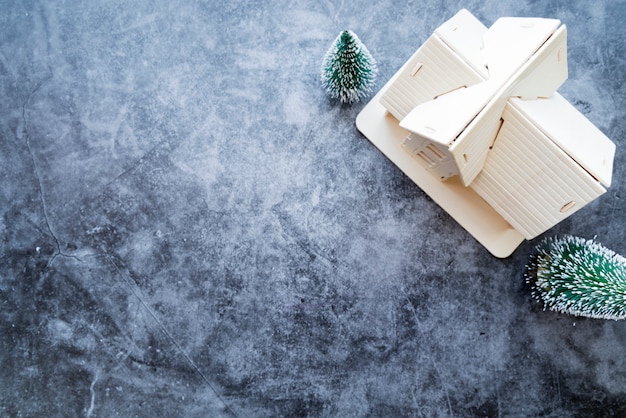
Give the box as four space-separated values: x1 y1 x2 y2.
378 9 615 240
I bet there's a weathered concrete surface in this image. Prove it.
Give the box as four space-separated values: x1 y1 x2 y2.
2 1 626 416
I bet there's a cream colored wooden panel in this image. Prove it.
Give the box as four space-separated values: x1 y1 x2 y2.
483 17 561 82
509 26 568 100
379 35 484 121
511 95 615 186
434 8 489 77
399 80 497 146
471 103 606 239
450 97 507 186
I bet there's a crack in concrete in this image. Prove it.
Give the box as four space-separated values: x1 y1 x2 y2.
86 370 100 418
104 253 239 417
103 143 162 189
21 80 82 266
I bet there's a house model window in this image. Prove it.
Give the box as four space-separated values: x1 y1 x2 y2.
356 9 616 257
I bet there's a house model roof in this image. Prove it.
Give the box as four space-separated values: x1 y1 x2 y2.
375 9 615 241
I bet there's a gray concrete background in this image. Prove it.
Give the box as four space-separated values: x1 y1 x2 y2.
2 0 626 416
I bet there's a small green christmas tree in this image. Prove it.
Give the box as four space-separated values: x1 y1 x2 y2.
321 30 378 104
526 235 626 320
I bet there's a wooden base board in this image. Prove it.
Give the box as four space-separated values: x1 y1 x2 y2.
356 88 525 258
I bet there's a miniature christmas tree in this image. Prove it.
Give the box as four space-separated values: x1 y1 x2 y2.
321 30 377 104
526 235 626 320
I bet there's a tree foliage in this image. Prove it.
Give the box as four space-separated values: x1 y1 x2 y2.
321 30 377 104
526 235 626 320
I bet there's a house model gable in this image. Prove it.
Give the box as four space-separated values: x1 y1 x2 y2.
356 9 616 256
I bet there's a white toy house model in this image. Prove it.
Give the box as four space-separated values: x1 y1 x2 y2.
356 9 616 257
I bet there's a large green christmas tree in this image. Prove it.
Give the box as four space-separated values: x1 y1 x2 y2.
526 235 626 320
321 30 377 104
